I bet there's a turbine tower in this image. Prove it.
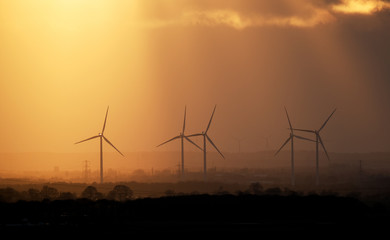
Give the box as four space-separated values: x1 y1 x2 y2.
232 136 245 153
75 106 124 184
188 105 224 181
275 107 315 186
292 108 336 186
157 106 202 178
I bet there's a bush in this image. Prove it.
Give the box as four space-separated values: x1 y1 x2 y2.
214 186 230 195
249 182 263 195
81 186 102 201
40 186 59 200
265 187 282 195
28 188 41 201
107 185 133 201
165 189 176 196
58 192 77 200
0 187 21 202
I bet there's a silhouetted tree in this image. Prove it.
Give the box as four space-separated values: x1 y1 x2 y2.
320 190 339 197
346 192 361 199
107 185 133 201
81 186 102 200
235 190 250 196
58 192 76 200
214 186 229 195
40 185 59 200
28 188 41 201
307 191 319 196
0 187 21 202
265 187 282 195
106 190 115 200
165 189 176 196
249 182 263 195
283 188 300 196
190 191 200 195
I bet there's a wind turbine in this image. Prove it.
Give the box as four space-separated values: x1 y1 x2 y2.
188 105 224 181
75 106 124 184
232 136 245 153
275 107 315 186
157 106 202 178
292 108 336 186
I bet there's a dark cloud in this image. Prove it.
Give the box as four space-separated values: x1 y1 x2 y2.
135 0 390 29
140 0 329 18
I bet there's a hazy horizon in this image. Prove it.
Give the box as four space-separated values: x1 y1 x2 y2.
0 150 389 173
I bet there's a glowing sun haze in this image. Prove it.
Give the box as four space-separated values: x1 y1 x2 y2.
0 0 390 172
332 0 390 14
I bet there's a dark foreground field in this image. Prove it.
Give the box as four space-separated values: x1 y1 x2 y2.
1 194 389 237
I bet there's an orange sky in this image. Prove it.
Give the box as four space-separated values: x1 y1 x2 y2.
0 0 390 164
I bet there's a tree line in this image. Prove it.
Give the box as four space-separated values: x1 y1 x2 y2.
0 185 133 202
0 182 294 202
1 181 360 203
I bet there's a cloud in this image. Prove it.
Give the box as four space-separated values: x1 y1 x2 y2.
130 0 390 29
332 0 390 14
183 8 335 29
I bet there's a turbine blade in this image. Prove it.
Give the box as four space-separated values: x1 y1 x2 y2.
205 105 217 133
156 136 180 147
187 133 203 138
74 135 100 144
319 108 337 132
103 136 124 156
318 135 330 160
182 106 187 134
284 107 293 131
294 135 316 142
293 128 315 133
206 135 224 159
275 137 291 156
184 136 203 151
102 106 109 134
